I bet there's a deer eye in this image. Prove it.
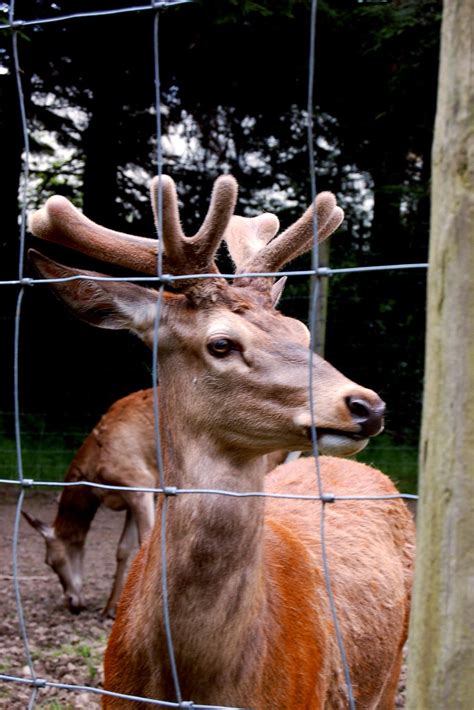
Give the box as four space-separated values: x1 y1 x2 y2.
207 337 238 358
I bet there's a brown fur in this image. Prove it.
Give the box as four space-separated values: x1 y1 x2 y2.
104 457 414 709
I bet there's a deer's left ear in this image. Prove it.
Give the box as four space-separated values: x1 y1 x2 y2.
28 250 159 337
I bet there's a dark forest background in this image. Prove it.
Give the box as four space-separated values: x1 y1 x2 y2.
0 0 441 488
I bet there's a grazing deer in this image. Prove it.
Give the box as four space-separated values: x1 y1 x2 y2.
22 388 156 618
28 175 415 709
23 387 288 617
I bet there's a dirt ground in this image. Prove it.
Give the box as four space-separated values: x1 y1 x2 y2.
0 489 117 709
0 488 410 709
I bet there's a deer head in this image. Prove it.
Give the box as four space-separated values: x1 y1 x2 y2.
28 176 384 458
22 511 86 613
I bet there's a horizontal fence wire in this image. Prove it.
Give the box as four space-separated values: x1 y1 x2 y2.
0 674 246 710
0 477 419 500
0 263 429 288
0 0 195 30
2 0 422 708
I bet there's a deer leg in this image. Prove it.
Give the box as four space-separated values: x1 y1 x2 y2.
128 491 155 544
375 645 405 709
102 509 138 619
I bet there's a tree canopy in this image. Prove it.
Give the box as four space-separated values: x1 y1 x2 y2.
0 0 441 441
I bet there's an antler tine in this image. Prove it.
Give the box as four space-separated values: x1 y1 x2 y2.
224 213 280 272
150 174 238 276
29 196 161 275
193 175 239 255
242 191 344 275
150 175 185 246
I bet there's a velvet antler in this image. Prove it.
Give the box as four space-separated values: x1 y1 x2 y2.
29 178 343 303
225 192 343 278
224 213 280 270
29 175 238 291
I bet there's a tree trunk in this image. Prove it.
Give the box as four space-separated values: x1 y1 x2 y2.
314 239 329 357
406 1 474 708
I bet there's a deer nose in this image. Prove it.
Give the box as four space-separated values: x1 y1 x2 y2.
346 396 386 437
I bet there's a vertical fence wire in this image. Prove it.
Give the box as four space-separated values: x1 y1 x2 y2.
10 3 39 705
151 10 185 703
0 2 423 708
306 0 356 706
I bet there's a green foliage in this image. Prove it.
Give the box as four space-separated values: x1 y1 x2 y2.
357 0 442 46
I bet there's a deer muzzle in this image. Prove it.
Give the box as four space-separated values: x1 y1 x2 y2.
298 388 386 457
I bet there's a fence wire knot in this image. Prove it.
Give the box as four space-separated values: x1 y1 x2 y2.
163 486 178 496
157 274 174 285
19 277 33 286
151 0 194 8
321 492 335 503
32 678 47 689
179 702 194 709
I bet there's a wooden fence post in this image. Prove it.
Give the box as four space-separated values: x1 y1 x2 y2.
406 0 474 707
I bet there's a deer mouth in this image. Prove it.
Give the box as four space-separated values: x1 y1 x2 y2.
314 427 366 442
308 427 370 456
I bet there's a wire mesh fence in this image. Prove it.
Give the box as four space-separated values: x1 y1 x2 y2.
1 1 425 708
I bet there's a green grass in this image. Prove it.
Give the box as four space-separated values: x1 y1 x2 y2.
0 658 12 673
355 435 419 494
34 640 102 684
50 642 99 682
0 435 82 482
0 415 86 483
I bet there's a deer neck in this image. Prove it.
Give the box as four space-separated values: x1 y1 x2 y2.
54 474 100 545
135 416 268 697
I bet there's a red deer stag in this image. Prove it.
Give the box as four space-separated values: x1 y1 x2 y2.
28 175 414 709
22 388 288 617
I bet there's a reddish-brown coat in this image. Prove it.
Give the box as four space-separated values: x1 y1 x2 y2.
103 457 414 709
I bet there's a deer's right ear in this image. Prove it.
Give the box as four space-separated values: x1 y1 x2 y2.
28 250 159 336
271 277 287 307
22 511 54 540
